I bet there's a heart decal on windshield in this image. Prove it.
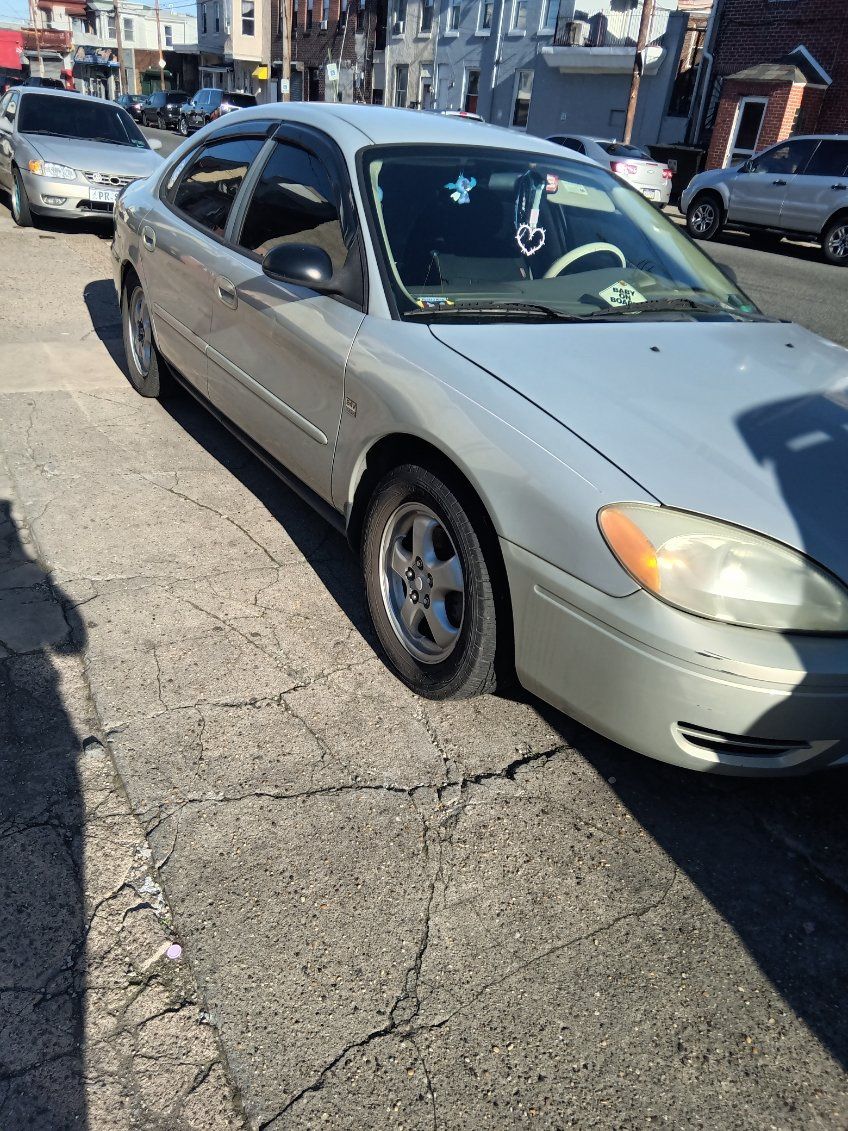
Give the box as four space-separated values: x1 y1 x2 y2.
516 223 546 257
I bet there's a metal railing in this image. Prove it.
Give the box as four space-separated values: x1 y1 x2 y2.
553 5 667 48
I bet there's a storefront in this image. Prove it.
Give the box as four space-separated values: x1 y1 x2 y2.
72 46 119 98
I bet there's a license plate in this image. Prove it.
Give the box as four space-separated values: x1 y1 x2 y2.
89 188 118 205
641 187 659 200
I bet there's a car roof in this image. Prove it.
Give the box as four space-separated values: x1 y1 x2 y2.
216 102 594 162
16 85 116 109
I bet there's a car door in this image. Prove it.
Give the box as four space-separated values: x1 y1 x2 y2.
0 91 16 189
206 128 366 500
779 139 848 234
726 139 818 226
140 133 267 394
187 90 205 129
205 90 223 124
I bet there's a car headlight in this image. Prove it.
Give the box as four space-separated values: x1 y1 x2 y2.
599 502 848 633
28 160 77 180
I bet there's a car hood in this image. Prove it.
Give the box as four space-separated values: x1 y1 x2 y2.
21 134 161 176
431 320 848 583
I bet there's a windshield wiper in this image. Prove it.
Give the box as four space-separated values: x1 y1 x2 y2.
406 300 585 322
584 297 770 321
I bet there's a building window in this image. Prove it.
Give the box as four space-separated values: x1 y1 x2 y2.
393 0 406 31
726 96 766 165
71 15 86 33
292 0 298 29
421 0 434 32
539 0 558 31
201 3 208 33
306 0 313 30
242 0 255 34
43 7 54 26
464 68 479 113
393 63 408 107
477 0 492 29
357 0 366 32
106 12 116 37
448 0 460 31
322 0 329 24
214 1 220 30
122 16 134 40
510 0 526 31
164 23 173 45
511 68 532 127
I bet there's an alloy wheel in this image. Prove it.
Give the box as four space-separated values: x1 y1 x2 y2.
129 288 152 377
11 177 20 221
690 201 716 235
379 502 465 664
826 223 848 260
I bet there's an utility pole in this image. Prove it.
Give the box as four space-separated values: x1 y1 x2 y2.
114 0 125 96
281 0 290 101
623 0 653 144
28 0 45 78
154 0 165 90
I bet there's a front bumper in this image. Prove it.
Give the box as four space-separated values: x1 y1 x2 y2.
503 540 848 775
23 170 120 218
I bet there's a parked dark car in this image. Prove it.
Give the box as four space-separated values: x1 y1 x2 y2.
178 88 257 135
141 90 188 130
116 92 149 122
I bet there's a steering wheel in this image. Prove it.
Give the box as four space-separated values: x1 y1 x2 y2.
543 242 627 279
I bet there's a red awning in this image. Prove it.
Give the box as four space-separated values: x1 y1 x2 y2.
0 29 23 71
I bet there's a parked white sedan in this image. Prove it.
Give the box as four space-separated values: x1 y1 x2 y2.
548 133 672 206
112 104 848 775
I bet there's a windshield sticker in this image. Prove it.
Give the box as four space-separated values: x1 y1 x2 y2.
514 170 547 257
545 174 559 194
599 280 647 307
444 172 477 204
417 296 455 309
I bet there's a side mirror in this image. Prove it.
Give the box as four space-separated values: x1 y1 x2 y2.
262 243 336 291
739 159 752 174
3 106 15 122
148 138 162 151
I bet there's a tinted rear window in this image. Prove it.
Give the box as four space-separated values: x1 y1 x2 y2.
166 91 187 103
224 92 257 107
601 142 651 159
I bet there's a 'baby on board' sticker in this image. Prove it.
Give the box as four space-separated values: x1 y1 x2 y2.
599 280 646 307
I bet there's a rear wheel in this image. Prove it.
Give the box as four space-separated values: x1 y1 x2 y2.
121 277 173 398
686 192 723 241
11 167 33 227
821 217 848 266
157 111 165 130
362 464 500 700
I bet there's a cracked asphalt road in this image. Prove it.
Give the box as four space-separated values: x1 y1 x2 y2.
1 204 847 1129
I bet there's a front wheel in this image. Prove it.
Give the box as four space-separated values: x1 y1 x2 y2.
822 217 848 266
686 193 723 241
11 167 33 227
157 112 165 130
362 464 500 700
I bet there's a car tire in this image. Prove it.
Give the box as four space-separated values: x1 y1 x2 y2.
11 166 33 227
179 116 188 136
362 463 500 700
121 277 174 398
686 192 723 241
157 112 165 130
821 216 848 267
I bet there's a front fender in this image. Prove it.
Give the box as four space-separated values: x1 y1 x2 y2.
334 319 653 598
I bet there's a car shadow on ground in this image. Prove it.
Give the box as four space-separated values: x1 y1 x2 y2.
83 277 130 375
0 501 89 1123
86 276 848 1078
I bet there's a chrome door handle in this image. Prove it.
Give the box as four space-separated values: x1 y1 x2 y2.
215 276 238 308
771 179 787 186
832 183 847 191
141 224 156 251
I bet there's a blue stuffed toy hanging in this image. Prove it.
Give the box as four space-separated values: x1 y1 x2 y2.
445 172 477 204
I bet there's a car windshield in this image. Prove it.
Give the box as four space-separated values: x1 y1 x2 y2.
18 93 149 148
363 144 755 322
600 142 651 159
166 91 187 104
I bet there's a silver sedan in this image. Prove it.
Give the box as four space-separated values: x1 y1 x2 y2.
0 86 162 226
112 104 848 775
548 133 672 206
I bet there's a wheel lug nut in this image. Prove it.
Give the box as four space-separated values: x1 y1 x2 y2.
415 557 423 569
423 595 430 608
405 567 414 581
427 574 433 588
410 591 419 604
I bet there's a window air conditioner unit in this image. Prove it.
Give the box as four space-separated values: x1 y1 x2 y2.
392 19 403 32
564 19 587 45
319 18 328 28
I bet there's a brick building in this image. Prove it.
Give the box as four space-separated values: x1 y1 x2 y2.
699 0 848 168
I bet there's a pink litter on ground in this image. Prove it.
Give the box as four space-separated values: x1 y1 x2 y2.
166 944 183 960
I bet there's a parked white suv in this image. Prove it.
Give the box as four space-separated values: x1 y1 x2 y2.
682 135 848 266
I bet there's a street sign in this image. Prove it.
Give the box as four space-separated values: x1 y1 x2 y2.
326 62 339 83
281 78 290 94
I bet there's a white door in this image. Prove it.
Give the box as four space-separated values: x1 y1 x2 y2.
724 96 766 168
